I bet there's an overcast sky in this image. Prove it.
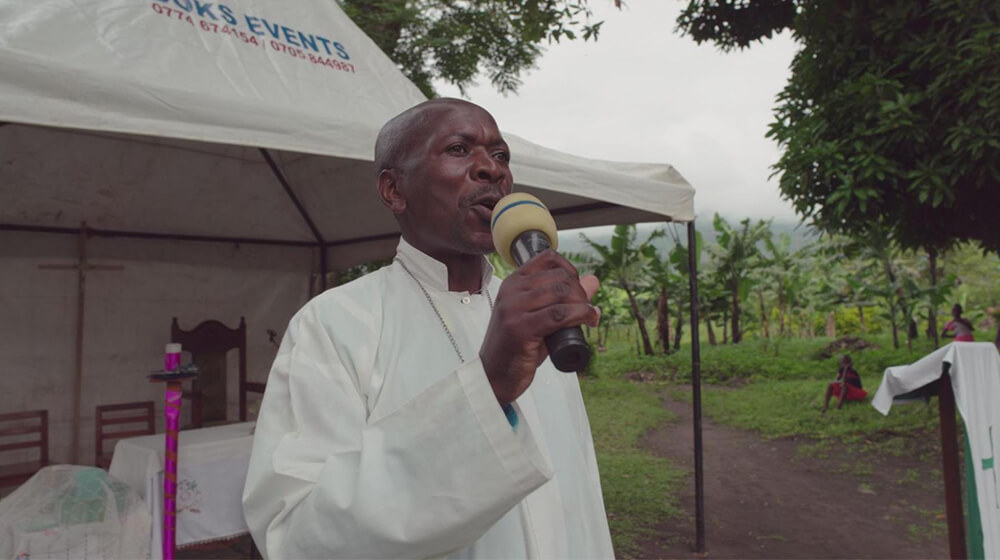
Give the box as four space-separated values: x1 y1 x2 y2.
435 1 802 224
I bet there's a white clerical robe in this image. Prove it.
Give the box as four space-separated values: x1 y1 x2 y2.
242 239 613 559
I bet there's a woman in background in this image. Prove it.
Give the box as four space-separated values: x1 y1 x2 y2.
821 355 867 413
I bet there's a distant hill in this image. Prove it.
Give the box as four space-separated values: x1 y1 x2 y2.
557 216 818 258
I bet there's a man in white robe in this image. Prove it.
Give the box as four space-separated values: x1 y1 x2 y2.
242 98 614 559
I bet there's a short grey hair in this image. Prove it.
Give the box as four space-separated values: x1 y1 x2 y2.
374 98 478 174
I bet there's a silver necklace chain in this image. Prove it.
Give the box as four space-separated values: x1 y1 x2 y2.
395 257 493 363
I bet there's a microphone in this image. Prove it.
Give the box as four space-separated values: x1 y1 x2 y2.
491 193 591 373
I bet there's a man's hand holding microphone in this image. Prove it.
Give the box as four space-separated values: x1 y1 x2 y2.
480 193 600 407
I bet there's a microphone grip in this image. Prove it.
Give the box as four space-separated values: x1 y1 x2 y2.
511 232 592 373
545 326 591 373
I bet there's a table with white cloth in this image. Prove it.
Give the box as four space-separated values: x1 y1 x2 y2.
109 421 255 558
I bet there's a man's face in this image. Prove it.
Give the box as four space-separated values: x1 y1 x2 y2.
396 102 513 258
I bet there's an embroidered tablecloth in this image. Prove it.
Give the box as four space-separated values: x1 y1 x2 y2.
109 422 255 558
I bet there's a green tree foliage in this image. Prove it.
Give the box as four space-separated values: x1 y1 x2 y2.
647 248 678 354
760 232 812 337
676 0 796 51
677 0 1000 254
339 0 611 97
665 227 703 351
580 224 663 355
709 214 771 344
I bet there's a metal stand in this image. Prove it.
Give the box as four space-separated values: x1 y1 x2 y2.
149 372 196 560
938 366 967 560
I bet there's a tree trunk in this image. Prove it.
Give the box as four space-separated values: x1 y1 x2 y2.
884 257 901 349
731 282 742 344
778 296 787 336
657 286 671 354
623 281 654 355
722 309 729 344
928 249 940 348
825 311 836 338
673 301 684 352
858 306 867 334
706 314 717 346
758 291 770 339
889 309 900 349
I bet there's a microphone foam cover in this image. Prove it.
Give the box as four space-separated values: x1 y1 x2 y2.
491 193 558 267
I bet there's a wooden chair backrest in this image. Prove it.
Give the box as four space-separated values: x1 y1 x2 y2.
171 317 261 423
0 409 49 488
95 401 155 468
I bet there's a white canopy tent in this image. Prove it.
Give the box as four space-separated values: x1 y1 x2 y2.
0 0 697 481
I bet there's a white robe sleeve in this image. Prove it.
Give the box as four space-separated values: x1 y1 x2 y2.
242 294 553 559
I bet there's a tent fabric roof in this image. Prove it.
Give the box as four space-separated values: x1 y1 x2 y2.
0 0 694 257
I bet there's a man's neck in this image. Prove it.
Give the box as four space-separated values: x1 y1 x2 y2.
438 252 484 293
401 234 485 293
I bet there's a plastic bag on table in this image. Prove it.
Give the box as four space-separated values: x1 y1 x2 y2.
0 465 151 559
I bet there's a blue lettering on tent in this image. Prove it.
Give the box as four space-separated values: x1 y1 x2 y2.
315 36 333 55
260 18 282 40
333 42 350 60
281 26 300 46
298 31 318 52
244 15 264 35
193 1 216 20
150 1 354 68
218 4 236 25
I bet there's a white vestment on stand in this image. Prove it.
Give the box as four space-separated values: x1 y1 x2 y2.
243 239 614 559
872 342 1000 559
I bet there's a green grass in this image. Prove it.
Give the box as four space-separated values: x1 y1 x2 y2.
580 358 686 557
698 379 939 443
592 329 943 384
584 331 952 554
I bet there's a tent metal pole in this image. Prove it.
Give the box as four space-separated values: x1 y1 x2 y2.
37 223 123 464
70 224 87 464
259 148 328 290
320 244 329 292
687 220 705 554
938 366 967 560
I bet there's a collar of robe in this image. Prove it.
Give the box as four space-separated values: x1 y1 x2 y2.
395 237 495 294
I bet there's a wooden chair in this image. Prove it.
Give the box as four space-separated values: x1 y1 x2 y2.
172 317 262 426
0 410 49 490
95 401 155 469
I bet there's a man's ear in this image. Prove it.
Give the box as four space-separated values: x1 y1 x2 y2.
377 169 407 214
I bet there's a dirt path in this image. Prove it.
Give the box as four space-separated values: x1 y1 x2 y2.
639 391 949 559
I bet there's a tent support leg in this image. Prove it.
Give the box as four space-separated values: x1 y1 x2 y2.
70 225 87 464
260 149 329 292
38 223 122 464
687 220 705 555
260 148 326 246
320 244 328 291
938 367 967 560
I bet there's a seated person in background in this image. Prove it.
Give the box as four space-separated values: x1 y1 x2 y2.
941 303 975 342
821 355 867 413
